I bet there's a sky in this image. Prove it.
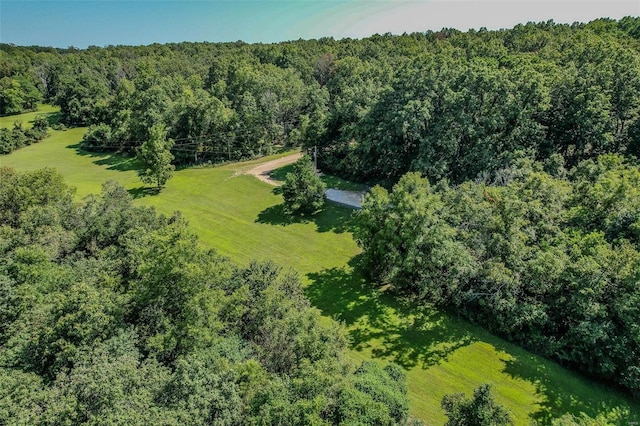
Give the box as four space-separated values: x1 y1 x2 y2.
0 0 639 48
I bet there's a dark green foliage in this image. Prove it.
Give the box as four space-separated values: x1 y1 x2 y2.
41 331 175 425
52 64 109 126
81 122 114 151
355 172 476 301
352 362 409 423
0 117 48 155
5 18 639 173
282 155 326 215
356 155 640 397
442 384 513 426
0 167 74 227
325 361 410 426
4 15 640 414
0 168 412 425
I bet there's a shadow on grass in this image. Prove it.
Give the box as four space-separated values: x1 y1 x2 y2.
500 351 640 425
305 256 473 369
127 186 160 199
93 155 140 171
68 143 141 172
269 164 368 192
255 200 357 234
44 112 63 127
307 256 640 423
269 164 293 183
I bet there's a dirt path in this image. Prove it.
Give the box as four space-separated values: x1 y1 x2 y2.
245 152 366 208
244 152 303 185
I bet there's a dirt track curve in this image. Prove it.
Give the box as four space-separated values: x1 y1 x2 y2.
245 152 366 208
244 152 303 185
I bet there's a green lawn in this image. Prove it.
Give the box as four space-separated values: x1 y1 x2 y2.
2 110 639 425
0 104 61 129
270 162 369 192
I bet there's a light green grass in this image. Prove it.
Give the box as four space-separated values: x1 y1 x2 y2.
0 104 60 129
0 128 141 197
2 113 639 425
137 159 359 273
305 265 638 425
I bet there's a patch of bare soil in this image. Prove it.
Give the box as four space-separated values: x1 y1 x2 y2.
244 153 303 185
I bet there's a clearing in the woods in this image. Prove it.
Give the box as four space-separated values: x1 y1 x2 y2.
2 108 639 424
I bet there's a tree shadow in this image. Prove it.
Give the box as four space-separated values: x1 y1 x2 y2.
269 165 368 192
269 164 293 183
255 201 357 234
44 112 63 127
67 143 140 172
305 256 474 369
256 204 298 226
93 155 140 172
500 351 640 425
127 186 160 199
306 254 640 422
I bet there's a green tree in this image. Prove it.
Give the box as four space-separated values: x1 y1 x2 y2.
0 169 413 425
282 156 326 215
137 124 175 190
441 384 513 426
0 76 41 115
355 172 475 301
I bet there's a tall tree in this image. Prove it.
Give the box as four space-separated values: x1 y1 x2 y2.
137 124 175 190
281 156 326 215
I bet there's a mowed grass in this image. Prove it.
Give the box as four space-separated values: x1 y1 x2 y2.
0 128 141 197
2 110 640 424
0 104 61 129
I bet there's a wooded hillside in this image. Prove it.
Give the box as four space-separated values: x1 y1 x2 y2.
2 17 639 180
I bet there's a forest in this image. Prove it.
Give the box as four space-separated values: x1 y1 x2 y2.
1 17 638 176
1 15 640 424
356 154 640 397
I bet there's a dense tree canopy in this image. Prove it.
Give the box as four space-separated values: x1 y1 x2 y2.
2 17 639 178
3 16 640 409
0 168 413 425
355 154 640 397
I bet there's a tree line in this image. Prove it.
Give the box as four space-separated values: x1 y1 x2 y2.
1 17 639 178
3 15 640 411
355 153 640 398
0 115 48 154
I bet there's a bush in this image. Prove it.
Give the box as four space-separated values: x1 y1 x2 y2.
0 119 48 155
282 156 326 215
441 384 513 426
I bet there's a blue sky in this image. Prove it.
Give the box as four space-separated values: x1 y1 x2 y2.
1 1 638 48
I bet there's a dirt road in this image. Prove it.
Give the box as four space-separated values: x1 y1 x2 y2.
244 152 303 185
245 152 366 208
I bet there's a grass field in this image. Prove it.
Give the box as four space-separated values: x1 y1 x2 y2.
0 104 61 129
2 107 639 425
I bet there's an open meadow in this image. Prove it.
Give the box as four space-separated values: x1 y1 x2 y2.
2 108 639 424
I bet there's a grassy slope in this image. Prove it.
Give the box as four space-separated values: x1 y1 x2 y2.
0 104 60 129
2 109 639 425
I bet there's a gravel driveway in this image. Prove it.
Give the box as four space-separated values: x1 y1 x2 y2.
246 153 366 208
